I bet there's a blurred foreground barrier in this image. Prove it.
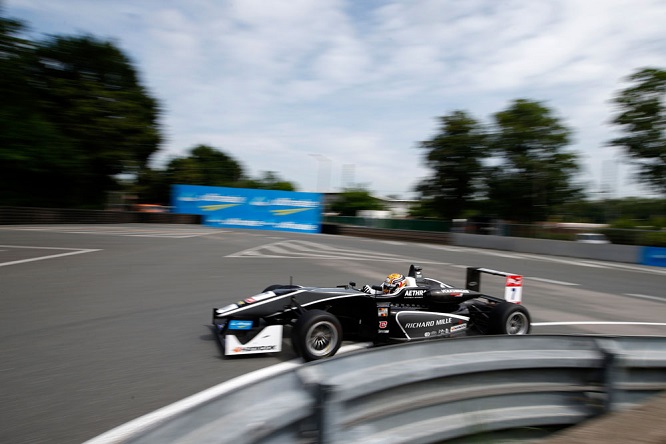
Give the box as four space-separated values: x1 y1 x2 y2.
87 335 666 444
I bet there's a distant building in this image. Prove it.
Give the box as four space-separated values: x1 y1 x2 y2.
321 192 418 218
378 197 419 218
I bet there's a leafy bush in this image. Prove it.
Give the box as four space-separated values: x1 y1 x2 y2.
639 230 666 247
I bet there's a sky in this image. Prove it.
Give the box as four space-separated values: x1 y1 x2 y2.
4 0 666 199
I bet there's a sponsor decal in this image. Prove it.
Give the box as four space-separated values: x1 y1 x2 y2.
228 320 253 330
270 208 314 216
179 193 246 204
225 325 283 356
232 345 277 353
274 222 318 231
405 290 426 297
439 289 471 294
404 318 452 329
394 311 470 340
504 275 523 303
378 329 390 334
245 291 276 305
199 203 242 211
379 321 388 329
450 323 467 333
378 307 389 317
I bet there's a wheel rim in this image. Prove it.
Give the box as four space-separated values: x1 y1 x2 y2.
505 311 529 335
305 321 339 357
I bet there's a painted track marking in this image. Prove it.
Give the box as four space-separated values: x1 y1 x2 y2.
0 245 101 267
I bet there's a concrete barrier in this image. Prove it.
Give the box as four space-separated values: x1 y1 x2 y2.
450 233 641 264
0 207 201 225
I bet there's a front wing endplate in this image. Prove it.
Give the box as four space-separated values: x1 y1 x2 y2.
224 325 283 356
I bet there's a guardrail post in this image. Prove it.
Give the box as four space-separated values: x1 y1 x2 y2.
596 339 622 413
314 383 336 443
297 366 340 443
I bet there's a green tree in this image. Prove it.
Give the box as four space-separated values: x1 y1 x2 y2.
416 110 487 219
486 99 582 222
139 148 297 205
610 67 666 196
0 16 86 206
236 171 296 191
29 34 161 207
330 187 386 216
166 145 244 187
134 167 170 205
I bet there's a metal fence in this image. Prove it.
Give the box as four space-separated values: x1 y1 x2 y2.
324 215 666 247
87 335 666 444
325 216 451 232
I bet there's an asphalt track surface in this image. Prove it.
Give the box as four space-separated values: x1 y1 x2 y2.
0 224 664 443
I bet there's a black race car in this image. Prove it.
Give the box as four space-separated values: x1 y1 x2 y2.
212 265 531 361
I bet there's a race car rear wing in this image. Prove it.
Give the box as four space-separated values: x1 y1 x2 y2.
465 267 523 304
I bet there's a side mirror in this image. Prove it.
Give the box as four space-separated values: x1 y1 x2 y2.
349 282 356 287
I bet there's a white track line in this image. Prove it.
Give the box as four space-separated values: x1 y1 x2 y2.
532 321 666 327
0 245 100 267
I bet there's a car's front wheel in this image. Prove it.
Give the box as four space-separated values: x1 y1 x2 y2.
489 302 531 335
292 310 342 361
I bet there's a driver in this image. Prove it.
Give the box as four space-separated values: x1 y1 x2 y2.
362 273 407 295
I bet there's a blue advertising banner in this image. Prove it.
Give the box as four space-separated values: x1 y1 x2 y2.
640 246 666 268
171 184 322 233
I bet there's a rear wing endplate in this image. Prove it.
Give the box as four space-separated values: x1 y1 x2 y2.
465 267 523 304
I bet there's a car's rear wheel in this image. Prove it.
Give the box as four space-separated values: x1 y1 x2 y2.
292 310 342 361
489 302 531 335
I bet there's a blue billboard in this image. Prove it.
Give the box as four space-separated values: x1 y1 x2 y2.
171 184 322 233
640 246 666 268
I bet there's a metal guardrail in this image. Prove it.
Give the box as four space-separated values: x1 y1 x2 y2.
87 335 666 444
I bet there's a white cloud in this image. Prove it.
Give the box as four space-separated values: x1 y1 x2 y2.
6 0 666 198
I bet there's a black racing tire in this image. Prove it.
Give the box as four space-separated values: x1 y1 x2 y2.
489 302 531 335
291 310 342 361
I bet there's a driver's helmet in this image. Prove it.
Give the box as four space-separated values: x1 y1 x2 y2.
383 273 407 294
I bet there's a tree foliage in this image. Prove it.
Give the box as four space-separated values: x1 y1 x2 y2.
415 100 582 222
610 67 666 196
485 99 582 222
32 35 161 206
416 111 487 219
135 146 297 204
0 16 83 206
0 14 161 208
236 171 296 191
165 145 243 187
330 187 386 216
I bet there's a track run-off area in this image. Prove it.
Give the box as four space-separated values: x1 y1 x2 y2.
1 224 664 443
